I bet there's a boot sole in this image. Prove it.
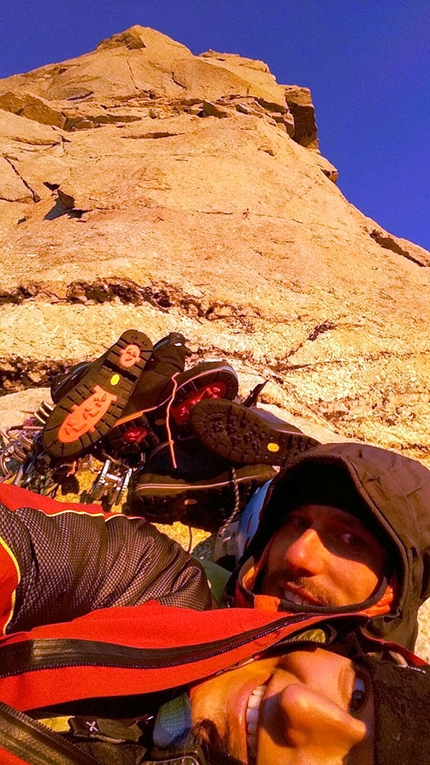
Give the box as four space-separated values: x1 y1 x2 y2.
189 399 319 466
42 330 153 458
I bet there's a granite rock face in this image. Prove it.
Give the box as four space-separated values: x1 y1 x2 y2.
1 26 429 465
0 24 429 657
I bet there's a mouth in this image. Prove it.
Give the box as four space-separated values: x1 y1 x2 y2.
280 583 325 607
246 683 267 764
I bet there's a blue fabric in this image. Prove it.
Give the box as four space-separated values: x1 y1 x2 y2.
236 480 272 560
153 693 192 747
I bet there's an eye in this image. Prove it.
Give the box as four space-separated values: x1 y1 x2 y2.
287 513 309 531
350 674 368 714
340 532 365 550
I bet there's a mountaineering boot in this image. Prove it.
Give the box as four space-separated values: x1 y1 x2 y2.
146 331 189 376
47 331 188 457
42 330 153 459
50 331 187 406
104 413 161 462
51 361 91 404
118 359 240 439
124 438 276 531
189 399 320 466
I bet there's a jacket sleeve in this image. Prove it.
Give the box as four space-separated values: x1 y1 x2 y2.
0 496 212 635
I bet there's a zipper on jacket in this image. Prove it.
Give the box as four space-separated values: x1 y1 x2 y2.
0 612 342 678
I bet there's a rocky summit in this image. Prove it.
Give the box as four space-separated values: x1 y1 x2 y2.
1 24 430 459
0 26 429 652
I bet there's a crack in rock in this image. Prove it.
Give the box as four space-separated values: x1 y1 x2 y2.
121 131 183 139
0 357 73 395
307 322 337 342
272 346 430 374
0 344 267 397
282 321 337 362
126 59 140 91
0 283 54 304
370 229 426 267
4 157 41 203
0 338 308 397
171 72 187 90
0 278 263 326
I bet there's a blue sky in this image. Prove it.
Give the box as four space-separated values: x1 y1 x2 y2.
1 1 429 250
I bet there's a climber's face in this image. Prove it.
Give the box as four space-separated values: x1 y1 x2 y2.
190 645 373 764
260 504 387 607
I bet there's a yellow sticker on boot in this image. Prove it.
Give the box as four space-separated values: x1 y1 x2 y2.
268 442 280 452
110 374 120 386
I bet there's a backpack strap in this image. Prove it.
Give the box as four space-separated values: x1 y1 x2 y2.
0 702 212 765
0 701 99 765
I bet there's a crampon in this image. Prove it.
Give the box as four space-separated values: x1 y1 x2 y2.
0 400 145 510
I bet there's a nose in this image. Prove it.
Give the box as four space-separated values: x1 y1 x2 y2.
283 528 326 576
278 682 366 750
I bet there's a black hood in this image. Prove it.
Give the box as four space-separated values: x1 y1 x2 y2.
233 442 430 649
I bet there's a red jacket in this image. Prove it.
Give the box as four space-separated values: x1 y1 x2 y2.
0 485 426 765
0 601 358 711
0 601 425 765
1 598 424 708
0 484 212 635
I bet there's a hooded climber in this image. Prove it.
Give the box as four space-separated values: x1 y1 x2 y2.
189 399 430 649
227 441 430 649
